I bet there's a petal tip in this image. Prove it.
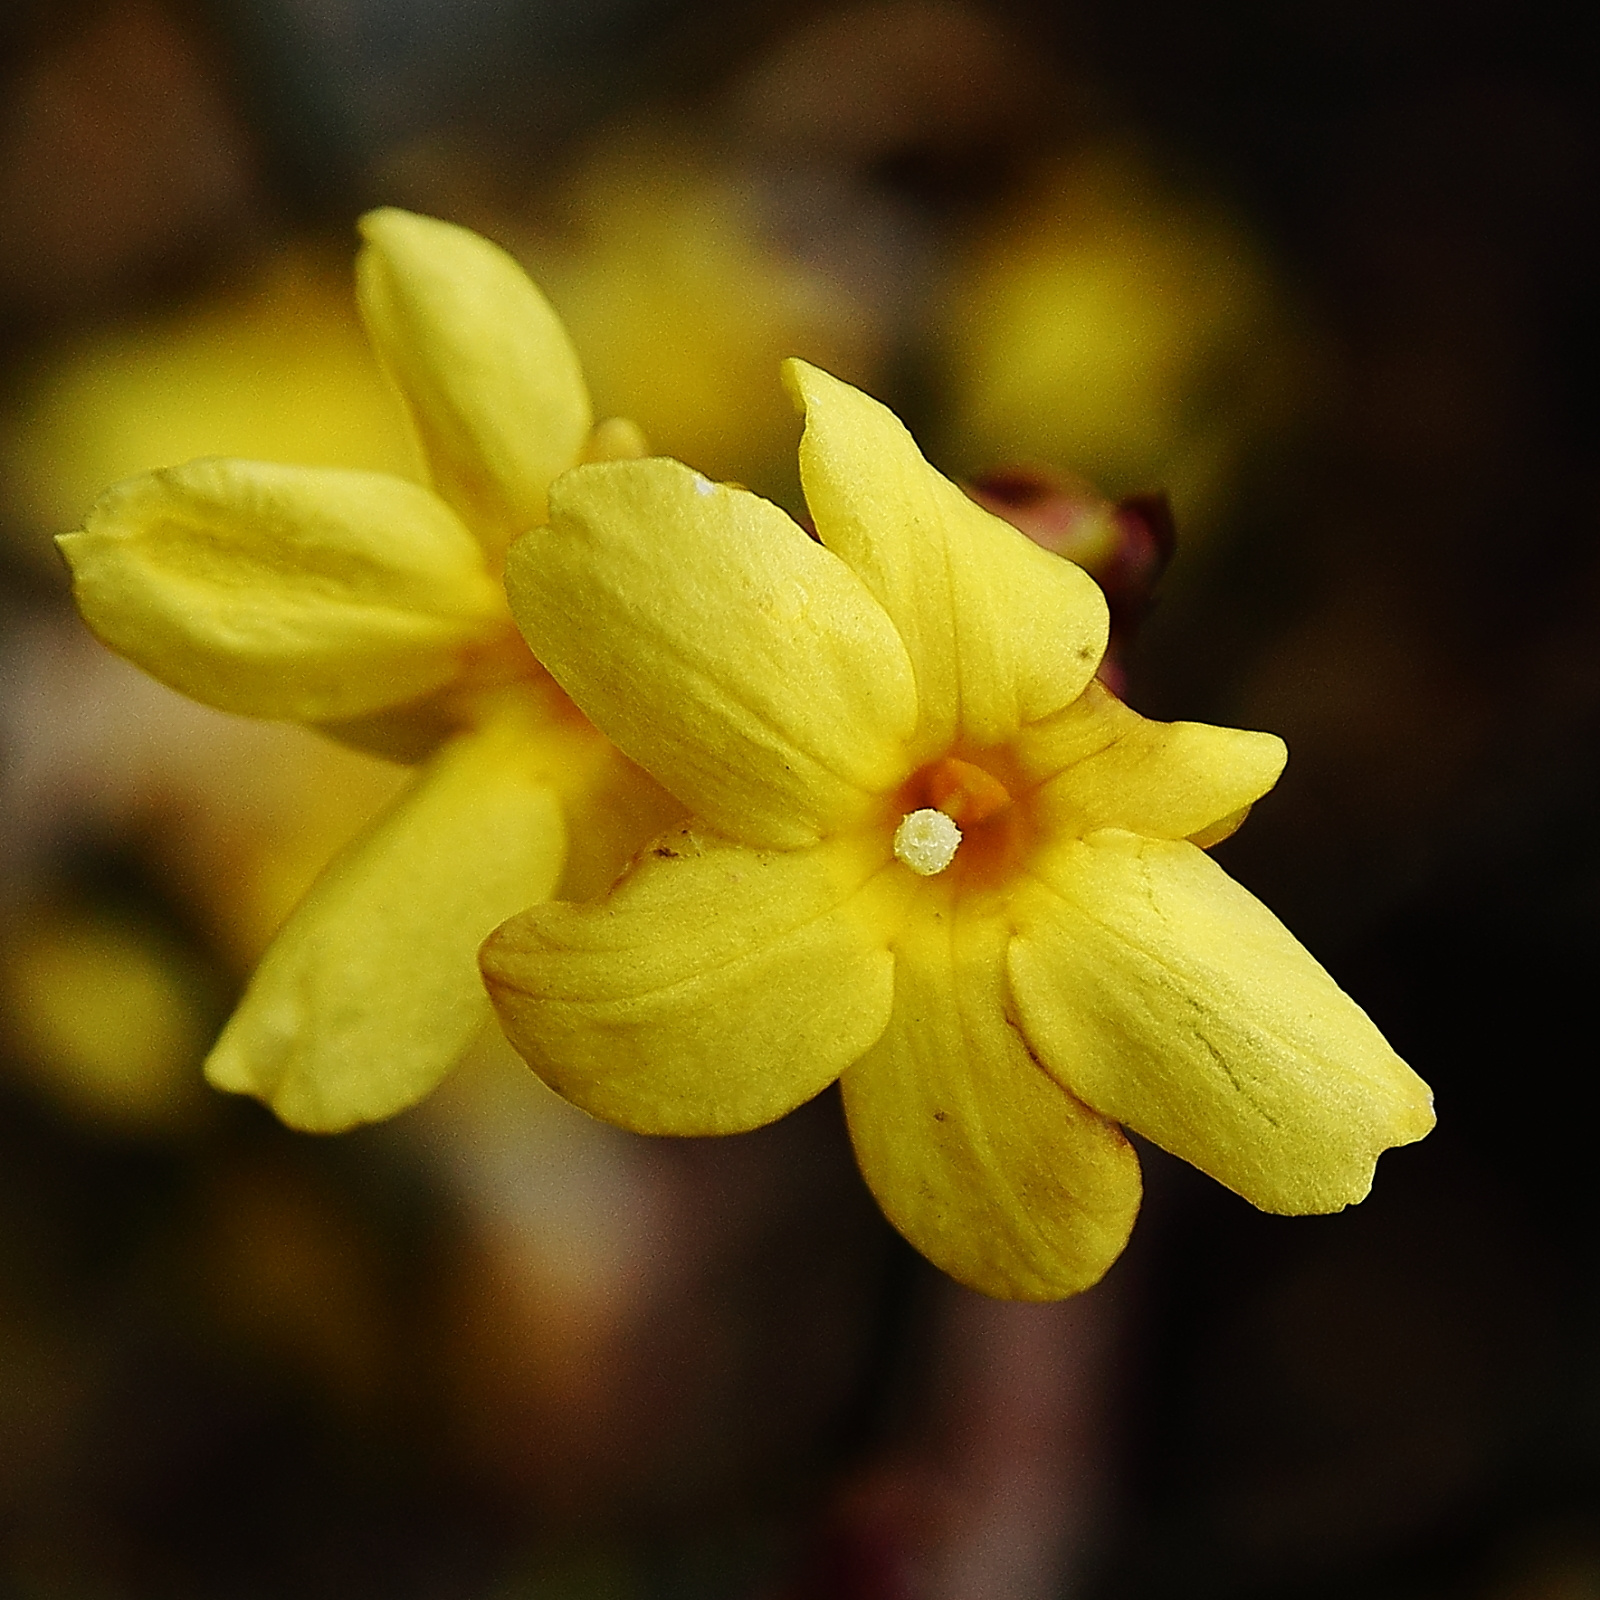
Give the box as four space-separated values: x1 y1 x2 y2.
782 357 860 416
356 205 408 242
201 1040 253 1098
580 416 651 464
356 206 455 255
53 527 83 571
780 356 823 412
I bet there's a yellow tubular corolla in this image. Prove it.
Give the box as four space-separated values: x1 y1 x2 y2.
480 360 1434 1300
58 210 679 1131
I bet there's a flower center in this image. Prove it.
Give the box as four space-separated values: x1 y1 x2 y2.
923 757 1013 825
893 809 962 875
892 757 1017 878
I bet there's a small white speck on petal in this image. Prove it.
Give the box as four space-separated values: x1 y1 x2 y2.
894 808 962 876
692 475 716 497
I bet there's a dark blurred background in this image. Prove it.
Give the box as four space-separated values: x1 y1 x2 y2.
3 1 1599 1595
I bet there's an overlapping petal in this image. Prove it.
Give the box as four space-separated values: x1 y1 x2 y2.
205 701 570 1131
508 458 918 849
59 458 504 722
488 673 688 902
841 892 1142 1299
1020 679 1288 842
786 360 1109 758
481 828 899 1134
1009 830 1435 1213
357 208 592 559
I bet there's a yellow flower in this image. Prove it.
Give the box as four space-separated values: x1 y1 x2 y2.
480 361 1435 1301
934 150 1307 540
528 122 883 503
56 210 678 1133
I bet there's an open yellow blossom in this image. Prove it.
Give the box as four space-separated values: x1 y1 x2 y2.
57 210 678 1133
481 361 1435 1301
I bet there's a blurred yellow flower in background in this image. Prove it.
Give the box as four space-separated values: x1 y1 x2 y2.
55 209 677 1133
1 249 420 559
0 897 212 1136
482 361 1434 1301
1 248 420 1130
528 125 883 505
935 150 1308 540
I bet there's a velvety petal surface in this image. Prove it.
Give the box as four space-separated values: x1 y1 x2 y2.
787 360 1109 758
1020 680 1288 841
482 828 898 1134
841 889 1142 1300
1009 831 1436 1213
357 208 592 559
205 703 568 1131
59 459 503 722
509 458 918 849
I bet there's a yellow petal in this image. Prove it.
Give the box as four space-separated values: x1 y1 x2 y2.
841 888 1142 1300
205 701 568 1130
481 829 897 1135
786 360 1109 757
356 209 592 559
541 733 688 904
58 459 503 722
1020 679 1288 841
1009 831 1435 1213
509 458 917 849
470 674 688 903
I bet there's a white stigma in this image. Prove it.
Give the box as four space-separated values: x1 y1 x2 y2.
893 808 962 876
